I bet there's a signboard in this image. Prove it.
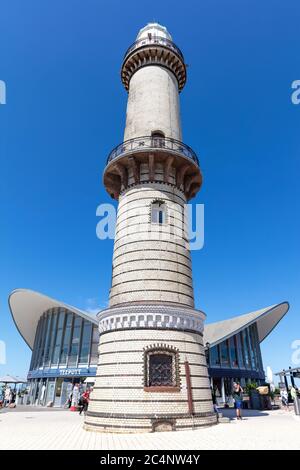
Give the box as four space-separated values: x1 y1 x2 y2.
278 382 286 390
27 366 97 379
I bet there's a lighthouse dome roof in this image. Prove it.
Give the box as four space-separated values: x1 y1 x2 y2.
136 22 172 41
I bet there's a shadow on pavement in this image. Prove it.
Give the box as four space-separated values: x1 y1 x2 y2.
0 405 68 413
219 407 270 420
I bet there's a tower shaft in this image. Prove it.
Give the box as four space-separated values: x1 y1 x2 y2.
85 23 216 433
124 65 182 141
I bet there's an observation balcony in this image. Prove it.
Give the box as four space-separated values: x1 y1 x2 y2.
103 136 202 201
121 36 187 91
123 36 184 62
106 136 199 166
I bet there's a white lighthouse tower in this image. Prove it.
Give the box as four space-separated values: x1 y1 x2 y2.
85 23 217 432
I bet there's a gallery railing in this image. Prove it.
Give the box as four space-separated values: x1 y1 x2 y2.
123 36 184 61
106 136 199 166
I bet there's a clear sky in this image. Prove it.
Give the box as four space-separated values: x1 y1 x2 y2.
1 0 299 384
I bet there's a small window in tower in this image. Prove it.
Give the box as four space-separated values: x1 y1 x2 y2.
151 131 165 138
144 347 179 391
149 354 173 386
151 201 166 224
151 131 165 148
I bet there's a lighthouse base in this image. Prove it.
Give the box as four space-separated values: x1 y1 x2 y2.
84 413 217 433
84 307 217 433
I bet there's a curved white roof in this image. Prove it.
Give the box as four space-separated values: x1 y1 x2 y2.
9 289 289 353
8 289 98 350
203 302 289 347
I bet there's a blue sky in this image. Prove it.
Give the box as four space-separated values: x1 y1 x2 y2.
1 0 299 383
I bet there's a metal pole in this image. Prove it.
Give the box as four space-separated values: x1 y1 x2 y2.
184 361 194 415
289 367 295 387
221 377 226 403
283 370 289 390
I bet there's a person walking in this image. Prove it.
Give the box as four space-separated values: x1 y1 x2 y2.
79 389 90 416
280 389 289 411
232 382 244 420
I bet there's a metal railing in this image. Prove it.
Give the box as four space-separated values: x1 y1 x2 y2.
106 136 199 166
123 36 184 61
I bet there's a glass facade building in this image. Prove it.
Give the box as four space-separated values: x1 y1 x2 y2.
27 309 264 408
27 307 99 407
207 323 265 404
9 289 288 409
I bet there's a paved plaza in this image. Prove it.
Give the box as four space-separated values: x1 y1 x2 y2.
0 406 299 450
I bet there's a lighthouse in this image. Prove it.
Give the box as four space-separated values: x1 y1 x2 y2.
85 23 217 432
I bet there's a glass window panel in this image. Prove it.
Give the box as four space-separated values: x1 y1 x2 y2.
68 316 82 367
45 379 55 404
90 343 98 364
44 312 56 367
220 340 230 367
224 377 233 397
236 333 245 368
246 327 256 369
90 326 99 364
249 325 259 370
79 321 92 364
210 345 220 367
34 316 42 369
241 329 251 369
35 314 49 369
31 317 42 370
36 315 47 368
39 314 51 367
92 326 99 343
52 311 65 365
229 336 238 368
253 324 263 370
151 203 166 224
42 314 53 367
60 313 73 365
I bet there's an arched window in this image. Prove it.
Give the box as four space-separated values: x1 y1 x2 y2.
151 130 165 138
144 346 179 390
151 130 165 148
151 200 166 224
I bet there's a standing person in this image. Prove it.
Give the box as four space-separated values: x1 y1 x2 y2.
65 389 73 408
211 386 219 414
4 387 11 407
0 387 4 408
70 383 80 411
8 388 14 405
280 388 289 411
290 385 297 402
79 388 90 416
10 389 16 404
232 382 244 420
